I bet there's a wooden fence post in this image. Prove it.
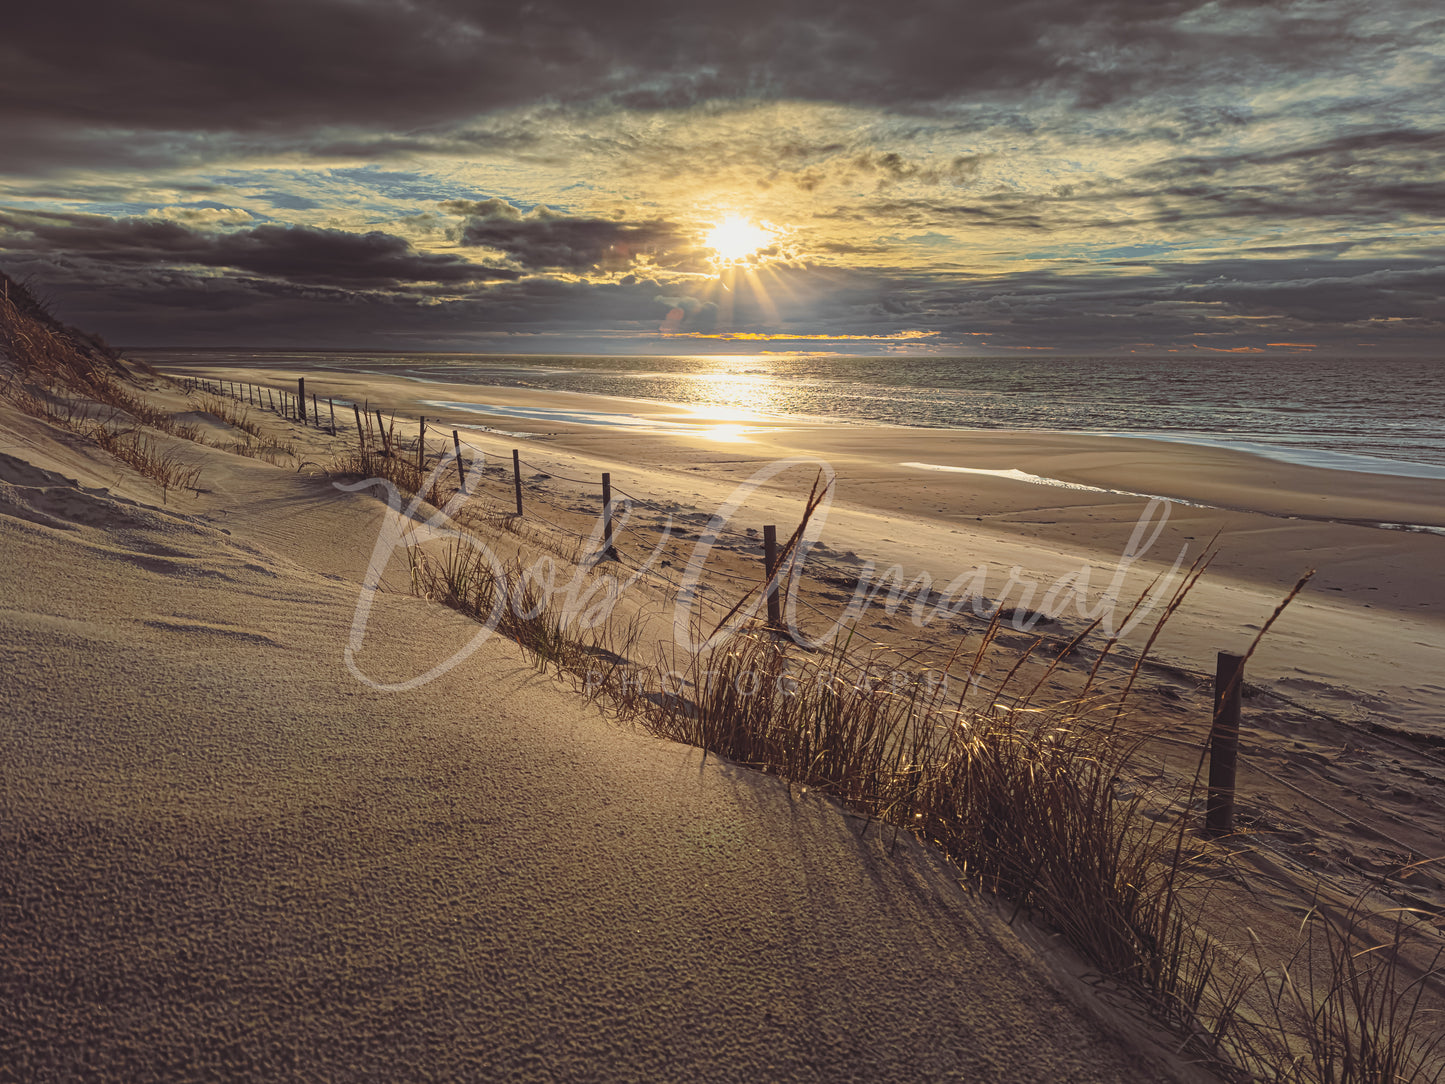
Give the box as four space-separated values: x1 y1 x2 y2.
453 430 465 493
312 393 319 428
512 449 523 515
417 416 426 473
375 410 389 455
328 398 336 434
763 524 780 628
297 378 307 424
352 404 365 452
1206 651 1246 839
602 472 614 555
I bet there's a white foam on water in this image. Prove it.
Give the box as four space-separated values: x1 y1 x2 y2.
898 461 1212 506
1377 522 1445 537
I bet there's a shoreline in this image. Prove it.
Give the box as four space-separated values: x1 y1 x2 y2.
158 359 1445 740
137 348 1445 477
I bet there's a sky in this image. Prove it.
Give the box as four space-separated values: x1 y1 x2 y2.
0 0 1441 356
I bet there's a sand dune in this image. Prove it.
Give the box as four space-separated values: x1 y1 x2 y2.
0 385 1205 1079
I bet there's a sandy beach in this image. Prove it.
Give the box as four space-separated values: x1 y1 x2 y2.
0 360 1236 1077
7 0 1445 1074
6 347 1444 1079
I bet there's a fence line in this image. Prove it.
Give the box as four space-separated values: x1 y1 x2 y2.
176 370 1445 838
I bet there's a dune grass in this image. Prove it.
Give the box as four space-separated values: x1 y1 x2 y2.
196 394 264 440
333 447 433 504
1 275 207 497
90 426 202 501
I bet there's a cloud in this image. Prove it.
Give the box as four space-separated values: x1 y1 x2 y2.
445 199 698 272
3 0 1418 146
7 235 1442 353
0 209 517 286
655 293 719 333
145 206 257 226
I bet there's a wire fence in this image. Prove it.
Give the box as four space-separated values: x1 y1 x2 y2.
188 372 1445 911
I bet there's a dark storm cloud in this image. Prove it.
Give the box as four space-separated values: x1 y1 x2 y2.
445 200 696 272
0 210 516 286
0 0 1398 145
26 268 689 349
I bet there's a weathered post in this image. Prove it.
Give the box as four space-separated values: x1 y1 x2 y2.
328 398 337 434
452 430 465 492
375 409 389 455
601 472 614 556
312 393 319 427
763 524 780 628
352 404 365 452
297 378 307 424
1206 651 1246 839
417 417 427 473
512 449 523 515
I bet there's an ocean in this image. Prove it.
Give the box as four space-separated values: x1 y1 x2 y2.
148 351 1445 478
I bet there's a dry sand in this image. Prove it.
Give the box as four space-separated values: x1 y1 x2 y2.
0 378 1215 1078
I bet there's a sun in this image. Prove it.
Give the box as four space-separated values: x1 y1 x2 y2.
705 216 773 262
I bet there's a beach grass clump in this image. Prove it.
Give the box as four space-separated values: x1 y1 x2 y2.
197 394 264 439
407 538 639 682
91 426 202 500
1213 893 1445 1084
3 381 92 427
219 436 300 467
644 626 1222 1033
333 447 435 506
401 511 1224 1041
